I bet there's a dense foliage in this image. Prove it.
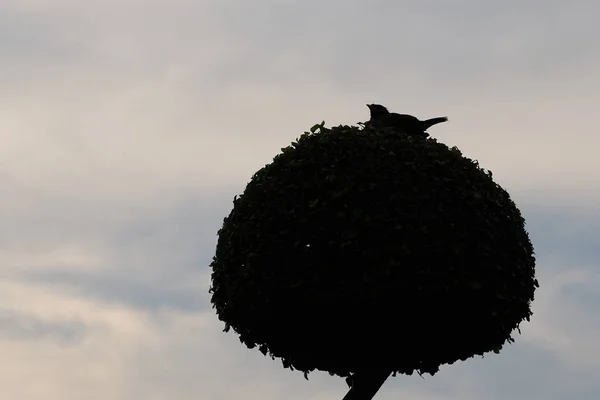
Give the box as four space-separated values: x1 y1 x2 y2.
209 123 537 380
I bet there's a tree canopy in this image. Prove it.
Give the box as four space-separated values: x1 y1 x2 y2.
210 123 537 382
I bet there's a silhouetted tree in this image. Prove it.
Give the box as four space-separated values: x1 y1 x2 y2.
210 121 538 400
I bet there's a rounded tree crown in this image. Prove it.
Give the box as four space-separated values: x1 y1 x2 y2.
210 123 537 379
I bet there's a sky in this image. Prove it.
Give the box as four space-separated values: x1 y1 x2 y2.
1 0 599 399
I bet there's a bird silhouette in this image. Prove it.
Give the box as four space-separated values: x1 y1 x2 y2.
366 104 448 137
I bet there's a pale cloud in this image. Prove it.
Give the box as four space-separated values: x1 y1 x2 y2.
0 0 599 399
523 262 600 370
0 307 86 345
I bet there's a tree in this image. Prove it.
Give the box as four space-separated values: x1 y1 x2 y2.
210 122 538 399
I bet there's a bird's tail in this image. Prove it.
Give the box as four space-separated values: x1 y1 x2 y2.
421 117 448 130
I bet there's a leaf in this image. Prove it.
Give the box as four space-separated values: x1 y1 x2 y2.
492 343 503 354
259 344 268 355
308 199 319 207
310 121 326 133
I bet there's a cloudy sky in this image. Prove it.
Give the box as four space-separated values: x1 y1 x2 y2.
1 0 599 399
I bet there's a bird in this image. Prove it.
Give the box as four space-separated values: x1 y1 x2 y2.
366 104 448 137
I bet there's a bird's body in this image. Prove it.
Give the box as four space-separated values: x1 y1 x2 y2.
367 104 448 137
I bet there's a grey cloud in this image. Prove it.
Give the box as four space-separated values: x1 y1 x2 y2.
0 187 235 262
7 0 598 96
0 7 84 64
4 194 233 312
376 343 565 400
202 1 600 90
0 0 599 398
424 343 590 400
0 308 87 346
20 269 210 313
524 208 600 267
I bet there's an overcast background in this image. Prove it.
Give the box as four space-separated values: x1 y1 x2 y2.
1 0 599 399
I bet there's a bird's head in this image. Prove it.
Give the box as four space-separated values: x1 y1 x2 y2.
366 104 389 118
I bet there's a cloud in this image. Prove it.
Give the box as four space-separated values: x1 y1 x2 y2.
0 0 599 399
0 308 87 346
18 269 209 313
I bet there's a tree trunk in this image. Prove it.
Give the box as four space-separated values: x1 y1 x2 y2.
342 370 391 400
